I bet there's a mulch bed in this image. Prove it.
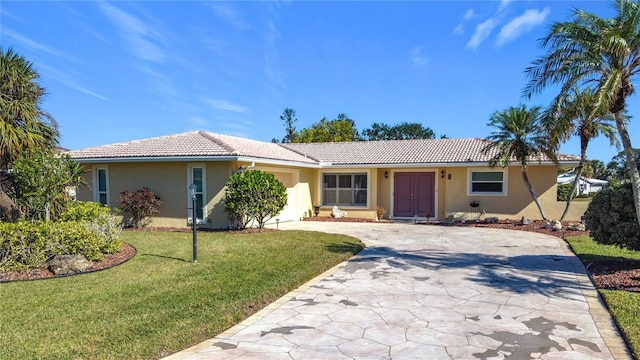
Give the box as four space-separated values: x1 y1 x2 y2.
2 218 637 292
0 243 136 283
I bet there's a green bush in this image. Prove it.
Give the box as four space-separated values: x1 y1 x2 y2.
223 170 288 229
557 183 575 201
0 214 123 271
0 221 51 270
60 201 115 222
584 183 640 250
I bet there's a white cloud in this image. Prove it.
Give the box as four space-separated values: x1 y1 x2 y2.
2 28 74 60
410 46 429 67
453 9 476 35
98 2 166 63
37 63 109 101
464 9 476 20
466 18 498 50
497 8 550 46
210 3 249 30
453 23 464 35
499 0 513 12
202 99 248 114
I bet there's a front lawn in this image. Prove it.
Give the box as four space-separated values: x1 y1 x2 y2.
0 230 364 360
566 235 640 358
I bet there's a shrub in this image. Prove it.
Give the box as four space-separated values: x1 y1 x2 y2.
0 205 123 270
584 183 640 250
118 187 162 229
60 201 115 222
557 183 575 201
223 170 287 229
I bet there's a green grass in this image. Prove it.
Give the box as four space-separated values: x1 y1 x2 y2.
0 230 364 360
566 235 640 358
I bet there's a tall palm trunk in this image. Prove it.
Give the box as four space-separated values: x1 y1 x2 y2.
522 170 547 220
560 139 588 221
614 111 640 226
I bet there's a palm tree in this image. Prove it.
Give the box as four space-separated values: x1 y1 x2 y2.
0 47 59 221
482 105 550 220
584 159 607 179
544 87 618 220
524 0 640 226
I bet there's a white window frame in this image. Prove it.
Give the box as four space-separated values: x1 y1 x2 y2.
187 163 207 224
320 171 369 208
467 168 508 196
93 166 110 206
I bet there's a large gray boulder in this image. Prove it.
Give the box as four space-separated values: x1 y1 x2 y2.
48 255 92 275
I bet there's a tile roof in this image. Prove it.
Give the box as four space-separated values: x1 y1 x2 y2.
66 131 317 164
66 131 579 166
282 138 579 165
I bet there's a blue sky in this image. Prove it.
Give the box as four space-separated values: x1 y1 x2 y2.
1 0 637 164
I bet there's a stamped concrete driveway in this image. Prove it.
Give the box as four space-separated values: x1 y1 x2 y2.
166 222 631 360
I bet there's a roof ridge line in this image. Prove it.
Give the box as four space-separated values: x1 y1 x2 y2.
198 131 238 154
279 143 322 162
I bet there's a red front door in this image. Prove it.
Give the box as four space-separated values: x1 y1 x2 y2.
394 172 435 218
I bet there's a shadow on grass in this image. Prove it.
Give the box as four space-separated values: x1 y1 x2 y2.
139 253 191 263
325 242 365 255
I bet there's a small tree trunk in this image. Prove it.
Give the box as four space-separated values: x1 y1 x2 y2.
614 111 640 227
522 170 547 220
560 141 588 221
45 197 51 222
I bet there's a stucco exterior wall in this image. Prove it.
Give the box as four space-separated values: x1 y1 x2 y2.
312 168 380 220
75 161 587 228
442 165 587 221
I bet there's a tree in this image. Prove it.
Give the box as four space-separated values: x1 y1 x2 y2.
0 48 59 221
280 108 297 143
524 0 640 226
584 159 607 179
361 122 436 140
482 105 550 220
606 149 640 183
223 170 287 229
294 114 359 143
543 87 618 220
12 148 86 221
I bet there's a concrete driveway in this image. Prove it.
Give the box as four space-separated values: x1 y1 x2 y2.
165 222 631 360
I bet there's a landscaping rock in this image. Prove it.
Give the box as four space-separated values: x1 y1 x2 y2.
567 222 586 231
331 206 348 219
545 220 563 232
443 215 456 226
520 216 532 225
484 216 499 224
48 255 92 275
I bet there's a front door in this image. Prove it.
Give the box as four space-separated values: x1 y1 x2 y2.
394 172 435 218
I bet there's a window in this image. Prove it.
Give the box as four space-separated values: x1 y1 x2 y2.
322 173 367 206
187 164 206 224
469 170 507 195
95 168 109 205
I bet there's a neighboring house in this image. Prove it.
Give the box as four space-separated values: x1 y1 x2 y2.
67 131 586 228
557 173 608 196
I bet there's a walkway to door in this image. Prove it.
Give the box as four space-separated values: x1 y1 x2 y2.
164 222 630 360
